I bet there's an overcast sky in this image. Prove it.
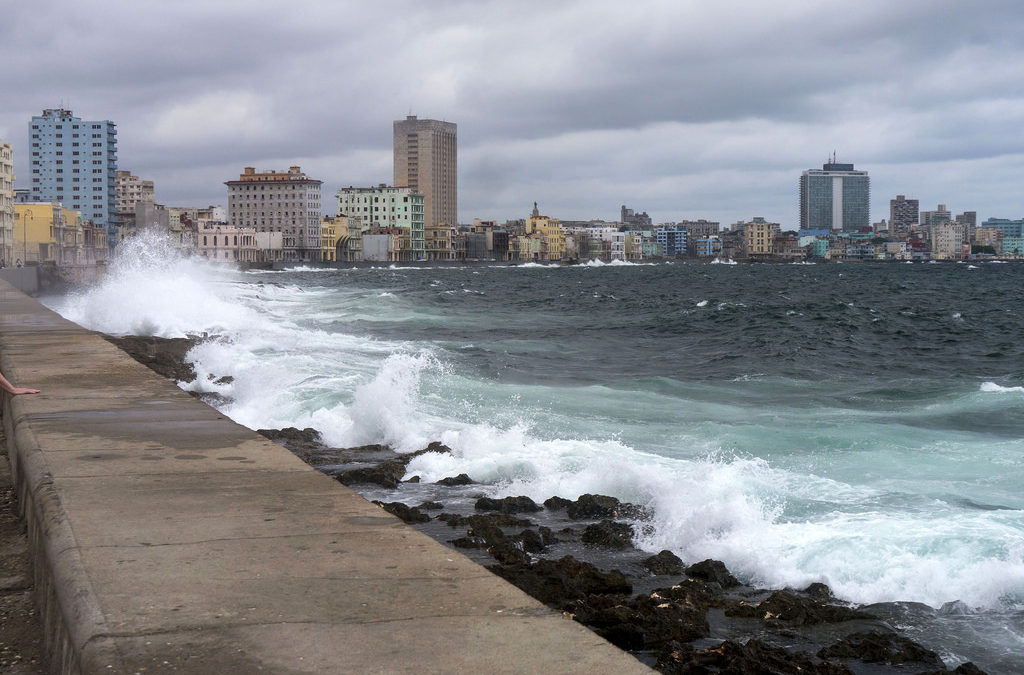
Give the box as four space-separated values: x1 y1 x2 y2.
3 1 1024 227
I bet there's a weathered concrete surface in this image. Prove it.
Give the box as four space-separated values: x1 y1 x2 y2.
0 279 650 674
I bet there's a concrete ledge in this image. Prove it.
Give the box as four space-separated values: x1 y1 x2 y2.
0 279 649 674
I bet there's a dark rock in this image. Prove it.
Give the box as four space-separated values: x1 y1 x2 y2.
581 520 635 549
474 495 541 514
517 528 545 553
489 555 632 606
404 475 420 483
727 590 874 626
543 496 573 510
104 334 199 383
212 375 234 385
257 426 324 449
818 630 944 667
657 639 854 675
374 501 430 524
920 664 988 675
450 536 488 549
437 473 474 486
655 579 728 612
571 593 710 650
343 443 392 454
335 459 407 489
804 582 834 600
417 501 443 510
467 513 533 529
566 493 623 519
684 558 740 588
436 513 468 527
642 549 685 575
538 525 556 546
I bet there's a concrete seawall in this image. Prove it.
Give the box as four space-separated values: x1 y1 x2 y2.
0 279 649 674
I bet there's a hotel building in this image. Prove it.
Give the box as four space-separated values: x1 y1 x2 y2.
799 160 870 232
226 166 322 262
393 116 457 229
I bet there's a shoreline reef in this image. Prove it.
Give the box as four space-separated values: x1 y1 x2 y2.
109 334 988 675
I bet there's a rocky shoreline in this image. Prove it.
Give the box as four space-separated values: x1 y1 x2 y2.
113 335 987 675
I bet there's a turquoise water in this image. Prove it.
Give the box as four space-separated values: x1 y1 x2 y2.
45 238 1024 671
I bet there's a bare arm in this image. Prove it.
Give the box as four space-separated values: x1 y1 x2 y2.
0 371 40 395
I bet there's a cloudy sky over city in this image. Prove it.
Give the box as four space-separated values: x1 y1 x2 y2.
3 0 1024 227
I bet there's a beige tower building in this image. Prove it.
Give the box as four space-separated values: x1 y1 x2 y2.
0 141 13 266
393 115 457 229
116 170 155 213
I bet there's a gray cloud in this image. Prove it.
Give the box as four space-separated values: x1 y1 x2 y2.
3 0 1024 227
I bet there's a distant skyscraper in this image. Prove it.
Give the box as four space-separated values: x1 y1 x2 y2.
29 108 118 249
799 159 870 231
889 195 919 235
393 115 457 229
920 204 951 229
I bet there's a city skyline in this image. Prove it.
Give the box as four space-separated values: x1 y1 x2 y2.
3 2 1024 227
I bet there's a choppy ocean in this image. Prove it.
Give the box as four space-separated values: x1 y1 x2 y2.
44 235 1024 672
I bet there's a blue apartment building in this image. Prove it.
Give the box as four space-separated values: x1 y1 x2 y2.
655 225 688 257
29 108 118 250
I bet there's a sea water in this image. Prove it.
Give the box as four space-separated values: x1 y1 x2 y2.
44 235 1024 672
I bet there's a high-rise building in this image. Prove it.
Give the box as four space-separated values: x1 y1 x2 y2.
799 160 870 231
920 204 951 229
889 195 919 235
28 108 118 249
116 170 154 213
0 141 13 266
393 115 457 229
225 166 322 262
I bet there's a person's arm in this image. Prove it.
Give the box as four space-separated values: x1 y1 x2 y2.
0 371 40 395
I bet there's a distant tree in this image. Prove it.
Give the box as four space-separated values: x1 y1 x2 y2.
971 244 996 255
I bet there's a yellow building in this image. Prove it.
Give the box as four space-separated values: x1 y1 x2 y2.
320 216 340 262
424 223 455 261
526 215 566 261
742 217 780 257
12 202 90 265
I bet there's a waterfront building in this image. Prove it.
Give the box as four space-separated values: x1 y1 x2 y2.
694 236 723 258
0 141 13 266
742 217 781 257
525 211 565 261
363 227 411 262
115 170 154 213
654 224 688 257
799 160 870 231
931 221 967 260
980 218 1024 256
197 221 259 263
337 185 424 260
920 204 951 229
28 108 118 250
955 211 977 243
393 115 456 230
620 205 652 229
889 195 919 236
12 202 92 265
424 223 455 261
320 216 340 262
226 166 322 262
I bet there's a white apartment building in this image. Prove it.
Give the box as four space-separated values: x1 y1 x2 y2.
226 166 322 262
337 185 424 259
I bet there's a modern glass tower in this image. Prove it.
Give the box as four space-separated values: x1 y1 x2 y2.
799 160 870 232
29 108 118 249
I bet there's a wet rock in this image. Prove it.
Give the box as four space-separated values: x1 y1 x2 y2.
335 459 407 489
655 579 728 612
817 631 944 667
727 590 873 626
374 501 430 524
919 664 987 675
571 593 710 651
417 501 443 510
212 375 234 385
517 528 545 553
489 555 632 606
642 550 685 575
657 639 854 675
450 536 488 549
684 559 740 588
404 475 420 483
474 495 541 514
104 334 199 382
581 520 635 549
804 582 834 600
538 525 556 546
436 473 474 486
257 427 324 452
343 443 392 454
566 493 623 519
436 513 468 527
543 496 573 510
467 513 533 529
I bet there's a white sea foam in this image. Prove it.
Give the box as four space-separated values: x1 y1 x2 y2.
980 382 1024 393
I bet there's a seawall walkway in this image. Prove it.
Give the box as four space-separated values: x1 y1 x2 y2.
0 279 649 674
